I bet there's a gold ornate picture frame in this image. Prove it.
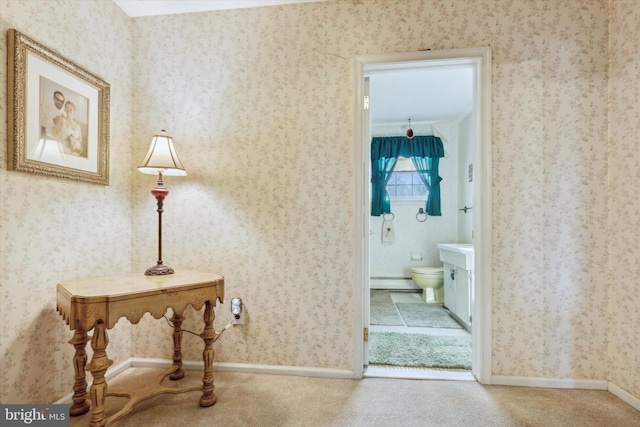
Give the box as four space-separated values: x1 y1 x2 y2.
7 29 110 185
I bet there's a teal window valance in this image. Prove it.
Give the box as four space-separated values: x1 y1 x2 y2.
371 136 445 217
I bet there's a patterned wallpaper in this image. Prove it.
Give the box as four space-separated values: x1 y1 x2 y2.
0 0 638 404
490 0 610 379
607 0 640 400
0 0 134 403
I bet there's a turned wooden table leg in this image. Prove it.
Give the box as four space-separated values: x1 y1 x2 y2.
85 320 113 427
199 301 217 407
68 327 91 416
169 311 185 380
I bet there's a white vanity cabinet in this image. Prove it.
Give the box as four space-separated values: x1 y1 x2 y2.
455 267 471 328
443 263 456 314
438 244 473 331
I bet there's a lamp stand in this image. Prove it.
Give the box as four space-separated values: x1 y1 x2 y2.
145 171 174 276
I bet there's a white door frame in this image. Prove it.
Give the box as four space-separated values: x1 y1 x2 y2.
352 47 493 384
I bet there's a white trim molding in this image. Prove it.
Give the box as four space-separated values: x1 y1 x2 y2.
491 375 640 410
492 375 608 390
353 46 493 384
53 358 354 405
54 358 640 411
608 381 640 411
129 357 354 379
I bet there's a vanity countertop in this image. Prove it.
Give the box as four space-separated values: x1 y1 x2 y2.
437 243 473 255
438 243 474 270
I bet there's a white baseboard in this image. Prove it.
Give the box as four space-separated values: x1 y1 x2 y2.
473 376 640 410
129 357 354 379
491 375 608 390
608 381 640 411
53 357 354 404
54 359 639 412
370 278 418 290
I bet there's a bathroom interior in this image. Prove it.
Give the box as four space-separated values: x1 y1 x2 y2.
366 63 476 378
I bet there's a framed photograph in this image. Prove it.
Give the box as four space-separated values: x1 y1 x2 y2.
7 29 110 185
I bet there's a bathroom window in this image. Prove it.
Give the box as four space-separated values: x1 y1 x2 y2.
387 158 428 199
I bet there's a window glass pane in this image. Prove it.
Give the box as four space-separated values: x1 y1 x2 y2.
396 172 412 185
413 185 427 197
385 167 429 200
396 185 412 197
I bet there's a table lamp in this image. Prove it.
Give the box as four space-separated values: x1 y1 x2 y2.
137 130 187 275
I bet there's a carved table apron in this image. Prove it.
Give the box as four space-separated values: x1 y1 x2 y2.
56 270 224 427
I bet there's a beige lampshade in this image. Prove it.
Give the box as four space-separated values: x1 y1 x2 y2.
137 130 187 176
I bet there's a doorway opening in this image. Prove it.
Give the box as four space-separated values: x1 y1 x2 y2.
353 48 492 384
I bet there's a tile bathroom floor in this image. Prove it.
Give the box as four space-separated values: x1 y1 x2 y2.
365 290 475 381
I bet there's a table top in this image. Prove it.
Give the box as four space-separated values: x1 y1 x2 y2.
57 270 225 331
57 270 223 298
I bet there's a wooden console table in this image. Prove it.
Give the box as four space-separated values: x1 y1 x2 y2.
56 270 224 427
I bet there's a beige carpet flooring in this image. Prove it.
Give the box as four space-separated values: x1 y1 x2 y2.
68 367 640 427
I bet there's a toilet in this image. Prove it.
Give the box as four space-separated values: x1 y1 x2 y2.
411 267 444 303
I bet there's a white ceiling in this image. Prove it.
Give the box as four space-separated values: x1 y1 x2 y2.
112 0 328 17
112 0 473 126
368 65 474 126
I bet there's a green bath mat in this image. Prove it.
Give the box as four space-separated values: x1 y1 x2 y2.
369 332 471 369
396 303 463 329
370 290 404 326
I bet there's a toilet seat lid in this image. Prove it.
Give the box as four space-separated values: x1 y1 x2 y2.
412 267 443 275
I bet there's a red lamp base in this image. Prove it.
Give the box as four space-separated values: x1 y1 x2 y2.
145 177 174 276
